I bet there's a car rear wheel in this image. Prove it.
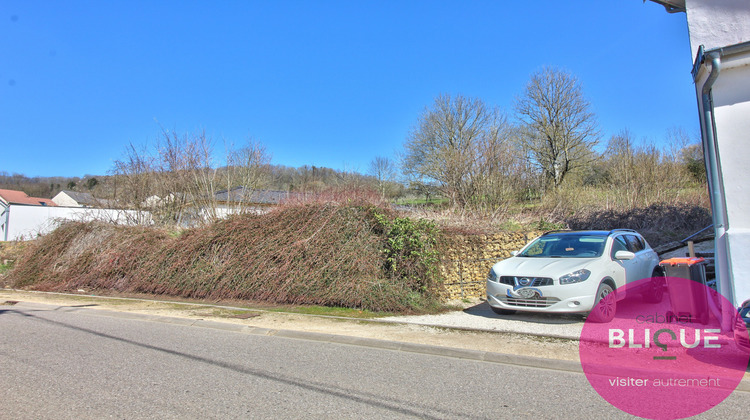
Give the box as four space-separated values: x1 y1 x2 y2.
490 306 517 316
588 283 616 323
642 268 665 303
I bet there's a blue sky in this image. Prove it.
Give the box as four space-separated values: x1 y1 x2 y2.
1 0 696 178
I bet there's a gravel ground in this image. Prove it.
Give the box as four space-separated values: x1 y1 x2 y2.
386 299 584 340
659 239 714 260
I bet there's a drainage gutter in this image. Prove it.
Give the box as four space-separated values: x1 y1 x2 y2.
692 40 750 311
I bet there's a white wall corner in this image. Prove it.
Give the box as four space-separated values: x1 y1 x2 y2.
685 0 750 58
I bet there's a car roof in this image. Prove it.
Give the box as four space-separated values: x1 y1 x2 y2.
541 229 638 237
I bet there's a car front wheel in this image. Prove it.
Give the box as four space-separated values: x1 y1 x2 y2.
588 283 616 323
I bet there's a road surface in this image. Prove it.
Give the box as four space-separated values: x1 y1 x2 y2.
1 301 748 419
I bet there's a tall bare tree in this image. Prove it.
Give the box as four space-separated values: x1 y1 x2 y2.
112 142 155 207
150 129 216 225
515 67 599 189
222 139 272 214
112 130 273 226
602 129 695 208
402 94 514 208
368 156 397 198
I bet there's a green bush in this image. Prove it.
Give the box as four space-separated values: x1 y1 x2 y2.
370 210 441 299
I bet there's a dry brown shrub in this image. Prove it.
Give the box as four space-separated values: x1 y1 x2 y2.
565 203 712 247
280 186 387 208
0 241 27 262
7 200 444 312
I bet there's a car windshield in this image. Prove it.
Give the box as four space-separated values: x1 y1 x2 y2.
518 233 607 258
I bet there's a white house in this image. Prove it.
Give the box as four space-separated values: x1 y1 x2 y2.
1 188 149 241
1 189 56 241
53 190 95 207
213 187 300 217
649 0 750 309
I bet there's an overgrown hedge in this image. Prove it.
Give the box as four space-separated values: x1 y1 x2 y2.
7 203 444 312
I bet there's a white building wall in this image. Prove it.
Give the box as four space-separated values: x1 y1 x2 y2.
2 205 150 241
685 0 750 306
713 70 750 229
685 0 750 58
710 65 750 307
51 192 83 207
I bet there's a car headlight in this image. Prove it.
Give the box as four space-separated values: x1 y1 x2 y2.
559 269 591 285
488 269 498 282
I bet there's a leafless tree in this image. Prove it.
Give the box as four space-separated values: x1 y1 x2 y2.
664 127 706 182
602 129 695 208
368 156 397 198
112 143 155 202
222 139 272 215
111 130 274 226
515 67 599 189
402 94 515 208
148 129 217 225
471 127 527 212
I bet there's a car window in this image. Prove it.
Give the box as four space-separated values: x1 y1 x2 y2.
625 234 645 252
522 240 546 257
519 234 606 258
611 236 629 258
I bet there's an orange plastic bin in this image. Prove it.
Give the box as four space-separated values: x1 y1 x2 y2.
659 257 709 324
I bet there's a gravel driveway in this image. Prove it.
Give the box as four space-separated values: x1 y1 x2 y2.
386 300 584 340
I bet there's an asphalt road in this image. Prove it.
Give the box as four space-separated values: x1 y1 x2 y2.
1 302 748 419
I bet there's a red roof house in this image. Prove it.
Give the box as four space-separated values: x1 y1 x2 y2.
0 189 57 207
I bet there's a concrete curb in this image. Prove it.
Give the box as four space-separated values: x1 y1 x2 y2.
3 289 582 340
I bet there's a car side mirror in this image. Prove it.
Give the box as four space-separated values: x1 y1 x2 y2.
511 250 519 257
614 250 635 260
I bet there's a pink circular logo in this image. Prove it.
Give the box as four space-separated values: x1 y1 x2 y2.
579 277 749 420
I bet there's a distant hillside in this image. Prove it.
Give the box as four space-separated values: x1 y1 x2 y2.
0 172 101 199
1 164 401 200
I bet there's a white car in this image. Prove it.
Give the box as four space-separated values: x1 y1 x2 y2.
486 229 664 322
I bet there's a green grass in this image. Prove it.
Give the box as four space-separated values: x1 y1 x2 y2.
0 260 15 275
527 334 578 345
177 302 394 318
166 228 185 239
395 197 449 206
533 219 567 231
496 220 524 231
264 304 391 318
192 308 263 318
187 301 460 319
56 291 403 318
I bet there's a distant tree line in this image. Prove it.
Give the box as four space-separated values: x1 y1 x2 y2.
107 129 404 225
7 66 706 225
0 172 101 199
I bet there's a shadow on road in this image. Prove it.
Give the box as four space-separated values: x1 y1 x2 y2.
462 301 585 325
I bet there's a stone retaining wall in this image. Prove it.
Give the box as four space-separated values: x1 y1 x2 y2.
438 231 542 301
